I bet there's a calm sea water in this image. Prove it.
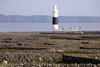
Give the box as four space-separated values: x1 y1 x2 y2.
0 23 100 32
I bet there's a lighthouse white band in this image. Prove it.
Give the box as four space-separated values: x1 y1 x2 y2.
53 13 58 17
53 5 58 17
53 24 58 30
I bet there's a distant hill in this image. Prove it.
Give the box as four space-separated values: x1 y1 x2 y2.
0 14 100 23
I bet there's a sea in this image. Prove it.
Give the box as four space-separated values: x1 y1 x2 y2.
0 23 100 32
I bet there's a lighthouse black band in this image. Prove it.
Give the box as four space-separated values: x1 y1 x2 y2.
53 17 58 24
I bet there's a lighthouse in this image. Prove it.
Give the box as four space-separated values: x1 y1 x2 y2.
52 5 59 31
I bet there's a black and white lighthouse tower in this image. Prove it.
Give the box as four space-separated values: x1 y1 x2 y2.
52 5 59 31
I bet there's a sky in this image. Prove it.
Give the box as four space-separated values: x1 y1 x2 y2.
0 0 100 17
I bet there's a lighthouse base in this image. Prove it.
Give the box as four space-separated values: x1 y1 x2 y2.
53 24 58 30
52 24 64 32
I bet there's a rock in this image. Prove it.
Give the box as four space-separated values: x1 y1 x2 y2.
19 63 24 66
39 57 42 62
24 44 30 45
6 38 13 40
95 57 98 59
13 41 18 43
80 47 85 49
92 64 97 67
81 42 89 44
57 50 63 52
3 60 7 64
49 48 57 52
17 43 23 45
44 42 55 45
2 41 11 43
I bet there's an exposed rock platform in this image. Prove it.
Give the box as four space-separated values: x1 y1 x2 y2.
0 32 100 66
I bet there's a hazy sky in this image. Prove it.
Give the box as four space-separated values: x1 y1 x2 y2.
0 0 100 16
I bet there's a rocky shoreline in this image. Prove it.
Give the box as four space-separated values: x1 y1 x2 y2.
0 31 100 67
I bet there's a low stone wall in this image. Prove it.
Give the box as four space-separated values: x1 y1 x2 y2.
1 53 100 67
0 53 62 63
1 53 100 63
63 54 100 64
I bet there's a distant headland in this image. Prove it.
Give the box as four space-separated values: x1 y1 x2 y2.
0 14 100 23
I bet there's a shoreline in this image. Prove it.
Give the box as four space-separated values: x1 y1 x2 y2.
0 32 100 66
0 31 100 33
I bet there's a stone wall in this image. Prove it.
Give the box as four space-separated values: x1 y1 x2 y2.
63 55 100 64
1 54 100 67
0 53 62 63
